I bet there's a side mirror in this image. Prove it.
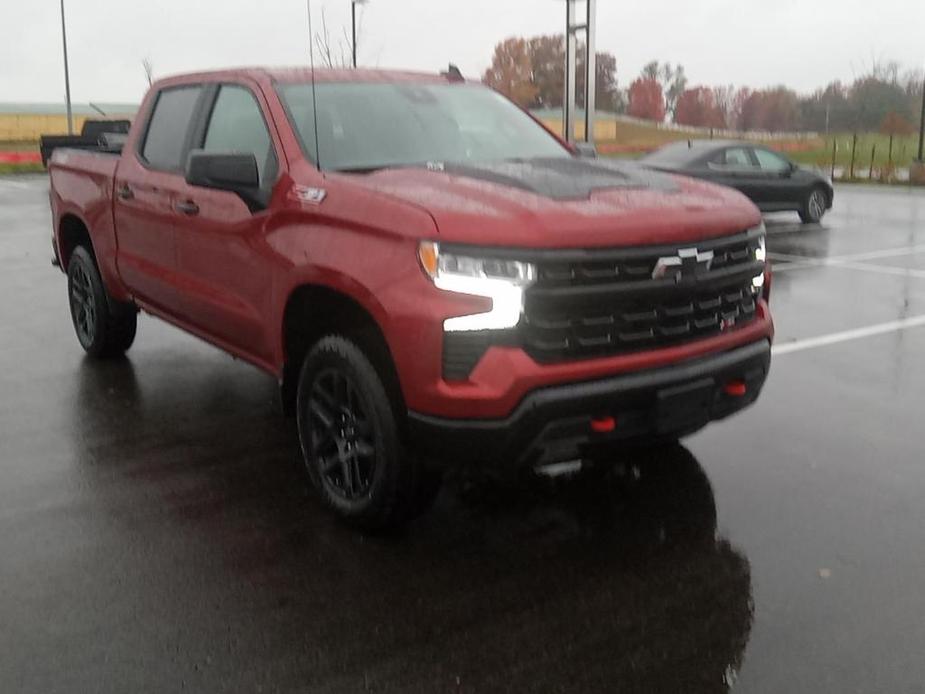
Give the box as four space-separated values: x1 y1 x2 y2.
185 151 266 211
573 141 598 159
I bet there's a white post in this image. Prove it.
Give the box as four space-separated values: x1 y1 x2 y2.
583 0 596 144
563 0 577 143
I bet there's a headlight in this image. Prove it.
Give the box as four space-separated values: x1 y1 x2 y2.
751 222 766 291
755 234 766 263
418 241 536 331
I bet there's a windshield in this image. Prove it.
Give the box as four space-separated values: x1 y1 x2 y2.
277 82 570 171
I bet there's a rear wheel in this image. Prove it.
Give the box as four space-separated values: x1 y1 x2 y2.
296 335 441 530
67 246 137 358
799 187 828 224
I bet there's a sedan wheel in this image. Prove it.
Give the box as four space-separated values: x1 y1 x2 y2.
800 188 827 224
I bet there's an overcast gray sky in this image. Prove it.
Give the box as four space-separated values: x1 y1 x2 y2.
2 0 923 104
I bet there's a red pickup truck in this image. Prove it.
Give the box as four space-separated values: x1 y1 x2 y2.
49 67 773 529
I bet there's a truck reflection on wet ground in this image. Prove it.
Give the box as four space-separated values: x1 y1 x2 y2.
65 354 752 693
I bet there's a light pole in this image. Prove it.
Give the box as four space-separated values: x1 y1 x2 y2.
918 69 924 162
561 0 597 144
351 0 368 68
59 0 73 135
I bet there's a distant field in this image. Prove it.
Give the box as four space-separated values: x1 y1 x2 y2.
789 133 921 170
591 118 921 177
0 141 37 152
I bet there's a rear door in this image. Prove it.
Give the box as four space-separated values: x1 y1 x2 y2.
113 85 204 311
170 82 282 364
703 146 765 203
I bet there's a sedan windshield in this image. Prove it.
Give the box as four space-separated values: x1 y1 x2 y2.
277 82 570 172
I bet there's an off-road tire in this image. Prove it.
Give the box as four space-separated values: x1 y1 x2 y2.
67 246 137 358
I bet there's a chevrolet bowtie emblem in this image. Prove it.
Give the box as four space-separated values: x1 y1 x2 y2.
652 248 714 282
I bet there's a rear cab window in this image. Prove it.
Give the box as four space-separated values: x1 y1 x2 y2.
140 86 203 171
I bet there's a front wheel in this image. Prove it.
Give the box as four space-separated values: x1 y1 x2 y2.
67 246 137 358
799 187 828 224
295 335 441 530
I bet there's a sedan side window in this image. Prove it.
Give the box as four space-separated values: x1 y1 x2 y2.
722 148 755 168
203 85 278 186
708 147 757 171
753 148 791 173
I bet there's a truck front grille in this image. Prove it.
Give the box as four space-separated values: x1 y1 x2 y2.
521 228 765 364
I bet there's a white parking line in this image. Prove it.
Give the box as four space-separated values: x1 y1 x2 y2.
772 315 925 356
835 261 925 280
770 244 925 276
0 179 34 191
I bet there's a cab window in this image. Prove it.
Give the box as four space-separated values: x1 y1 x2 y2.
203 85 277 186
141 86 202 171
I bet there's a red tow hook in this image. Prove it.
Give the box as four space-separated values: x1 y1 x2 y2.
590 416 617 433
723 380 747 397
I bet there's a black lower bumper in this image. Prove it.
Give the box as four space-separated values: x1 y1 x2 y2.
408 339 771 469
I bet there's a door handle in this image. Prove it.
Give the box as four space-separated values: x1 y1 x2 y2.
175 200 200 216
117 183 133 200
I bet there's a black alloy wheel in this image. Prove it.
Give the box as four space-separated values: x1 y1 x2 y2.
308 368 377 501
66 245 137 357
69 260 98 348
296 335 442 530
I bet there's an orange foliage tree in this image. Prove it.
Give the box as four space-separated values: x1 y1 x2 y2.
482 38 538 107
674 87 727 128
627 78 665 122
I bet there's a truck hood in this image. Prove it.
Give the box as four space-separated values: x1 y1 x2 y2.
335 157 762 248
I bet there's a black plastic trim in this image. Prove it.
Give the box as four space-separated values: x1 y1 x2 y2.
409 339 771 469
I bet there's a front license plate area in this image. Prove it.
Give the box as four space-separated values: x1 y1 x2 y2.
655 378 714 433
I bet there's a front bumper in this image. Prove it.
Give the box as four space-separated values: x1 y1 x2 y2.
408 339 771 469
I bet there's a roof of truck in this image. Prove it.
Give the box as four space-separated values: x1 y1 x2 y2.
154 67 462 88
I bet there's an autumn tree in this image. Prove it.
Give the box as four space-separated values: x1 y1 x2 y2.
728 87 752 131
640 61 687 117
527 35 565 108
483 35 619 112
849 74 912 130
483 37 538 107
674 87 726 128
577 50 619 112
627 78 665 122
739 87 800 132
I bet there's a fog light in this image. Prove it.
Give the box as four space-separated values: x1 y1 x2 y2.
724 380 747 397
590 416 617 433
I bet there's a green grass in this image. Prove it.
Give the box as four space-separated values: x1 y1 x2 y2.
0 162 45 174
790 133 922 170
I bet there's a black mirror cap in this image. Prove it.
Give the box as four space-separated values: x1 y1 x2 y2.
185 151 266 211
573 141 598 159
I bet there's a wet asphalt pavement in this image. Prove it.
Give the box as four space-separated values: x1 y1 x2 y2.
2 175 925 693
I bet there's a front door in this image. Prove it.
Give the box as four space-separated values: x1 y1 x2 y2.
751 147 803 208
171 83 281 364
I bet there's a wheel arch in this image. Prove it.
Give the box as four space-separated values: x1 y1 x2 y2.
280 282 405 421
57 213 95 270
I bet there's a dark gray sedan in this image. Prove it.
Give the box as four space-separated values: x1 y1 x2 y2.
641 139 834 224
